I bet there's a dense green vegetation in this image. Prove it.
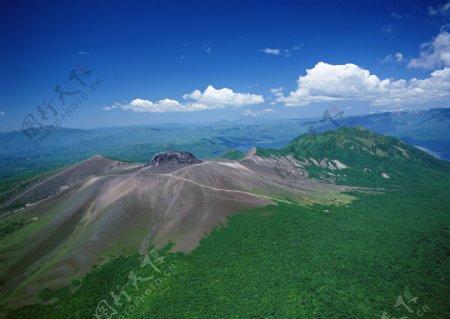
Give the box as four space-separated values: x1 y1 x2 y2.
0 167 66 208
220 149 245 160
0 218 28 239
257 127 450 187
2 126 450 318
6 172 450 318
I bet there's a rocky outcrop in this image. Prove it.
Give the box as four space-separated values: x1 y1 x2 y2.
149 151 202 166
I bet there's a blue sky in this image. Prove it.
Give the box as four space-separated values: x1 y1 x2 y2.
1 0 450 131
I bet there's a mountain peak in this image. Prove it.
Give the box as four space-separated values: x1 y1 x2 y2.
244 147 257 159
257 127 449 185
149 151 202 166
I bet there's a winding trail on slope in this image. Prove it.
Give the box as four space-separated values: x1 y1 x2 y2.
148 171 293 204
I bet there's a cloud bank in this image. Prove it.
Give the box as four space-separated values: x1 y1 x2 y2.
183 85 264 107
105 86 264 113
106 27 450 113
408 30 450 69
277 62 450 107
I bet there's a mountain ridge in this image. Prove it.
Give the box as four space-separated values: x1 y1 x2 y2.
256 126 450 186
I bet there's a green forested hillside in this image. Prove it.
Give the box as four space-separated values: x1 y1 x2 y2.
257 127 450 187
7 176 450 318
4 128 450 318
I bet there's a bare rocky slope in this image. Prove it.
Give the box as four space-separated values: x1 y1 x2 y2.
0 151 354 307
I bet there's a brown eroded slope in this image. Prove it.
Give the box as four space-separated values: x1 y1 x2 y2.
0 153 353 307
0 155 142 212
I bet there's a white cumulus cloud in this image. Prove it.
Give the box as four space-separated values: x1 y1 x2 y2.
106 86 264 113
121 98 209 113
183 85 264 107
408 30 450 69
277 61 450 107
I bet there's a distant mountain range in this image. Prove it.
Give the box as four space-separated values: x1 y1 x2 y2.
258 126 449 186
314 108 450 160
0 108 449 180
